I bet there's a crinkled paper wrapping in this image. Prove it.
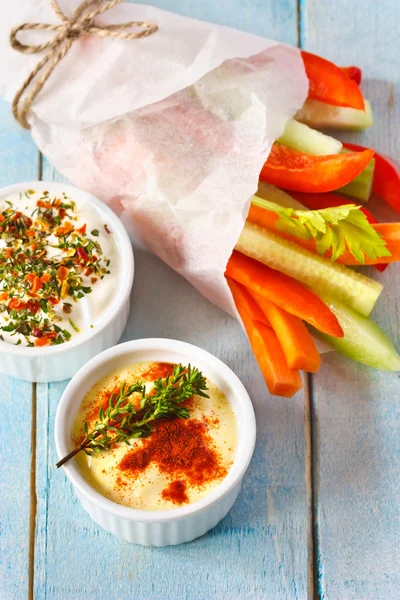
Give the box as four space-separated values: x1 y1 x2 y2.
0 1 308 317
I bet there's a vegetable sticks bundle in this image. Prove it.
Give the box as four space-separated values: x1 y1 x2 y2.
226 52 400 397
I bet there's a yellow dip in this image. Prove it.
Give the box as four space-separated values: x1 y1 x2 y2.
72 361 237 511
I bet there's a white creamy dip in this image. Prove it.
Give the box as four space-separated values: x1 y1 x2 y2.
0 189 118 347
73 361 238 511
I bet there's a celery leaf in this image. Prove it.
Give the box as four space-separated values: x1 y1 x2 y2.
251 196 391 263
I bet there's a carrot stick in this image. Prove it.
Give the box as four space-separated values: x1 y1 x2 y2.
238 305 303 398
226 277 269 326
248 289 321 373
247 204 400 266
226 251 343 338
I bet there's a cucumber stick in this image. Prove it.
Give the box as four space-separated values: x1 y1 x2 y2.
338 153 375 202
277 119 342 155
236 222 383 316
296 98 373 131
256 182 305 209
315 293 400 371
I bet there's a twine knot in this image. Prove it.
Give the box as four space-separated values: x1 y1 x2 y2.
10 0 158 129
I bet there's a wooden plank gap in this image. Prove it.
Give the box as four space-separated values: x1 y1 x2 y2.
303 373 314 600
296 0 306 48
38 152 43 181
28 382 37 600
308 372 323 600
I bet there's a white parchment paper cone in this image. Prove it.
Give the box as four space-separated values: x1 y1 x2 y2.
0 1 308 318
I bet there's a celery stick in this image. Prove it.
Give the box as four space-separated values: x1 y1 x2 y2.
256 182 305 209
296 99 373 131
277 119 342 155
236 222 383 317
314 293 400 371
338 155 375 202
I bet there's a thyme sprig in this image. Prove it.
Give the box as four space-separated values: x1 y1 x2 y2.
56 363 209 468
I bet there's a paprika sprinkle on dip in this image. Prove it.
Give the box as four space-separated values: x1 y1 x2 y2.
72 361 238 511
0 189 117 347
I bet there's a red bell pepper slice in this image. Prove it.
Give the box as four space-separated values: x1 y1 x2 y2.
340 66 362 85
260 144 374 193
289 191 387 272
301 51 365 110
344 142 400 215
76 246 90 262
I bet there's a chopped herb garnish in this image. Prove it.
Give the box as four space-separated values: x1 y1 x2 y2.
0 193 112 347
69 318 80 333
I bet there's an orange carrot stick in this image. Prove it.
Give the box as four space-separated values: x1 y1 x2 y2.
248 290 321 373
226 277 269 326
247 205 400 266
226 251 343 338
238 305 303 398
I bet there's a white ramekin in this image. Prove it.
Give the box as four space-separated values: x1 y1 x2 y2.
55 338 256 546
0 181 134 382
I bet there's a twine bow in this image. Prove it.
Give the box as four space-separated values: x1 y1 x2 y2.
10 0 158 129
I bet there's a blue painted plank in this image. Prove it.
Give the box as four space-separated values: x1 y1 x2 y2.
304 1 400 598
0 98 39 600
33 1 311 598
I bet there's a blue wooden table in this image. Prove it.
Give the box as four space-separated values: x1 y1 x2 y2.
1 1 399 599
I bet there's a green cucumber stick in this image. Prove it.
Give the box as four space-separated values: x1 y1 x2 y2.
314 293 400 371
296 99 373 131
277 119 342 155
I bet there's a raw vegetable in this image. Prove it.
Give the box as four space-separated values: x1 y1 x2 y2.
248 203 399 267
329 224 400 266
238 306 303 398
301 51 365 110
249 196 390 264
256 181 305 209
287 191 388 271
249 289 321 373
315 293 400 371
260 143 374 193
290 191 370 216
340 66 362 85
344 142 400 214
226 277 269 326
338 150 375 202
277 119 342 155
226 250 343 337
236 221 383 316
296 98 373 131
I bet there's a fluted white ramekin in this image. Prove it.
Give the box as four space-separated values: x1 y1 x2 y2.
0 181 134 382
55 338 256 546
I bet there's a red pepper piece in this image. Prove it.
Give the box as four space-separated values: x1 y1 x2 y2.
37 200 53 209
344 142 400 216
301 51 365 110
76 247 90 262
35 336 51 347
260 144 374 193
8 298 28 311
340 66 362 85
27 300 41 314
76 223 87 235
26 273 43 294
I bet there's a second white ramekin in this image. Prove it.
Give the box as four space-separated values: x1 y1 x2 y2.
55 338 256 546
0 181 134 382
